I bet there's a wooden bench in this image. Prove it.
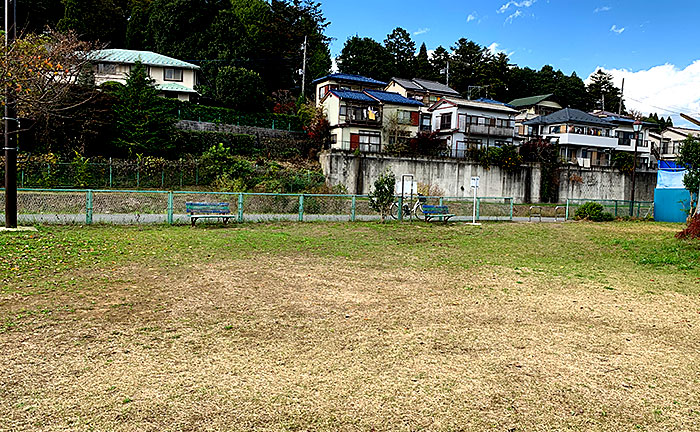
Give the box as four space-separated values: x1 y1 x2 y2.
186 202 234 226
422 205 455 222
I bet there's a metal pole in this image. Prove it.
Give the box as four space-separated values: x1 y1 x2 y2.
351 195 356 222
472 187 477 223
237 193 244 222
629 132 638 217
167 191 174 225
301 35 307 98
4 0 18 228
298 195 304 222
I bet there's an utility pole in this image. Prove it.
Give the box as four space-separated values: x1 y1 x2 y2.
300 35 307 98
629 119 642 217
618 78 624 115
4 0 17 228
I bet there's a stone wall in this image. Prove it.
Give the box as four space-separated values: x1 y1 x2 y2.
176 120 306 140
320 150 657 203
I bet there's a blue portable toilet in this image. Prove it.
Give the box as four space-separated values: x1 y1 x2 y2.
654 163 692 222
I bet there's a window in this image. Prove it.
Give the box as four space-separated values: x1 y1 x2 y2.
397 110 412 125
164 68 183 82
330 134 337 144
420 114 432 131
339 106 347 117
98 63 117 74
440 113 452 130
359 131 381 152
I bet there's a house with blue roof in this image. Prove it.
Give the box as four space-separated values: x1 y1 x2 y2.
319 87 423 152
313 73 387 107
88 49 200 101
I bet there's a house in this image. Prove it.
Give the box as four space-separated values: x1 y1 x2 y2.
384 77 461 132
89 49 200 101
649 126 700 161
384 78 461 106
591 111 655 166
524 108 652 168
509 94 563 138
313 73 387 107
428 97 518 158
319 88 423 152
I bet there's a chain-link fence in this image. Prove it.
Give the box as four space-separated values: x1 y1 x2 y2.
565 198 654 220
0 189 515 225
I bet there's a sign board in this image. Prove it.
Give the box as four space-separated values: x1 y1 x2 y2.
395 180 417 197
470 176 480 189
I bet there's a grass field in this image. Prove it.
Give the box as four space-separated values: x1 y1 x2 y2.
1 221 699 431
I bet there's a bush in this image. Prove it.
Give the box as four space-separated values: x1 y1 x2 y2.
368 170 396 222
574 202 615 222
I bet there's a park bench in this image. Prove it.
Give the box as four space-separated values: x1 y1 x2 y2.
422 205 455 222
186 202 234 226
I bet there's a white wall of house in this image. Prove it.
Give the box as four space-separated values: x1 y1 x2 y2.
94 63 197 101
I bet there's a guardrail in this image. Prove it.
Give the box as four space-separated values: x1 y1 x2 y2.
0 189 514 225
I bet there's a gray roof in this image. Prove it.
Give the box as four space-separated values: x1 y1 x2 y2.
523 108 614 127
508 94 555 108
412 78 461 96
391 77 461 96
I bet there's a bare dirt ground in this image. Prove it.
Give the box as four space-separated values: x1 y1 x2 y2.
1 225 700 431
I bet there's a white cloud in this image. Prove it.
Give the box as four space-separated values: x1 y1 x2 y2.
467 12 477 22
498 0 535 14
413 28 430 35
487 42 514 57
589 62 700 124
594 6 611 13
610 24 625 34
505 10 523 24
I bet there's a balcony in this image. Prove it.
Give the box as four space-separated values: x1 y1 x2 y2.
552 133 618 148
460 124 513 137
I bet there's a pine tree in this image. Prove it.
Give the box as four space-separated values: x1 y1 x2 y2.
586 69 624 113
430 46 451 84
414 43 435 80
384 27 416 79
111 61 176 156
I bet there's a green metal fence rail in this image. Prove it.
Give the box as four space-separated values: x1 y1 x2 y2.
0 188 515 225
565 198 654 220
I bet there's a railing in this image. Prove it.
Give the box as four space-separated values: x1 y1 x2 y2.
565 198 654 220
460 124 514 137
0 189 514 224
334 141 382 153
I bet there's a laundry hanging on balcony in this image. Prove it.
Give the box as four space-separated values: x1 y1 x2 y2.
367 107 377 121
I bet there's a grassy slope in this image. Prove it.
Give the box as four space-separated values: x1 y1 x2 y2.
0 222 699 431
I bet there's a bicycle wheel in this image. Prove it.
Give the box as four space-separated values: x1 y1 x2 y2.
414 203 427 220
389 202 399 220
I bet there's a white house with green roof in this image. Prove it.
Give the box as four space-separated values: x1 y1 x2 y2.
89 49 199 101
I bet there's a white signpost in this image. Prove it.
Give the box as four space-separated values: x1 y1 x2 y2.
469 176 481 226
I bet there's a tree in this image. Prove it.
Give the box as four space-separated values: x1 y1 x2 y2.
414 43 435 80
449 38 493 97
587 69 625 113
677 136 700 216
214 66 267 112
0 30 99 123
384 27 415 79
58 0 129 46
109 61 176 156
0 0 64 34
337 36 393 82
125 0 152 50
430 45 451 84
368 170 396 222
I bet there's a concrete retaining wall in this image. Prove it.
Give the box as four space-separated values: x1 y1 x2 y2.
320 150 656 203
176 120 306 139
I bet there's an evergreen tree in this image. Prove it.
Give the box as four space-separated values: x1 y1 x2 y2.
58 0 129 46
384 27 416 79
110 61 176 156
430 46 451 84
0 0 64 34
337 36 393 82
449 38 493 97
214 66 267 112
125 0 152 50
414 43 435 80
586 69 625 113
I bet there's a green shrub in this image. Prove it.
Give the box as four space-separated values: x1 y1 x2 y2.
574 202 615 222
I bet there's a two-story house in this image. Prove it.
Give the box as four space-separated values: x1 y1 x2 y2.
384 77 461 132
524 108 652 167
591 111 654 167
428 97 518 158
319 89 423 152
89 49 199 101
650 126 700 161
313 73 387 107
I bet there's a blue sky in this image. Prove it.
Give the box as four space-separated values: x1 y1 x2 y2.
320 0 700 123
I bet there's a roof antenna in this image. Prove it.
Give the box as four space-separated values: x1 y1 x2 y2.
618 78 624 115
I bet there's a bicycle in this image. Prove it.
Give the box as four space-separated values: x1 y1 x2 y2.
390 194 427 220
